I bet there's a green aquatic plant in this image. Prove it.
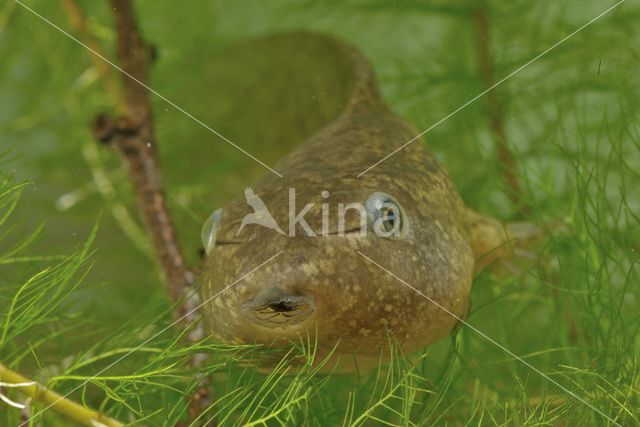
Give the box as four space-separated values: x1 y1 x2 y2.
1 0 639 425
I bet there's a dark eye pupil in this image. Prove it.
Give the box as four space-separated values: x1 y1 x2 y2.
382 207 396 231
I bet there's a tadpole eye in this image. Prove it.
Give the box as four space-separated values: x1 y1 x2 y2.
201 208 223 255
364 192 406 237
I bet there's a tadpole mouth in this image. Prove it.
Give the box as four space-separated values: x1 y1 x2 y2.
242 292 315 328
265 299 301 312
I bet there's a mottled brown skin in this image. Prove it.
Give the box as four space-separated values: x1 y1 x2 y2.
199 34 480 371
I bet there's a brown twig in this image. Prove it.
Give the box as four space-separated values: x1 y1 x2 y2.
99 0 195 315
103 1 212 423
60 0 211 423
473 5 530 217
57 0 155 260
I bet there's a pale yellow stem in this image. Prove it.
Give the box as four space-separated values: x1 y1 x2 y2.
0 363 124 427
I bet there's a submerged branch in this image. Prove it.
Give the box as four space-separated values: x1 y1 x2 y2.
61 0 210 424
0 363 124 427
473 5 530 217
59 0 154 259
102 0 196 309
